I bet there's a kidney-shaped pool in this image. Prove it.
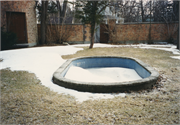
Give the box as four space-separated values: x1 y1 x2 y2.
52 56 159 93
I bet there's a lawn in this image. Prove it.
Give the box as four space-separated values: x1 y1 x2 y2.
1 46 180 124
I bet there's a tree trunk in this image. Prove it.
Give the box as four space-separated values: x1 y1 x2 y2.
40 1 46 45
178 26 179 49
148 0 152 44
56 0 68 24
89 23 95 49
140 0 145 22
177 1 180 50
89 2 98 49
45 1 48 43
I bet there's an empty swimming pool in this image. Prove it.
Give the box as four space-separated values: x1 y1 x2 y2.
52 56 159 93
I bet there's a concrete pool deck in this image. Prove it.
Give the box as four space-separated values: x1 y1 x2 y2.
52 56 159 93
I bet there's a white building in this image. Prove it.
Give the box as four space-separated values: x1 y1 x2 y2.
104 5 124 24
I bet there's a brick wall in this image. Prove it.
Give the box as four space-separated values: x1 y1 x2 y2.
106 22 179 44
84 24 91 42
38 22 178 44
1 1 38 46
37 24 91 44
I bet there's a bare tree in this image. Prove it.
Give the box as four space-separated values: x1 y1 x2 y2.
40 1 48 45
47 1 75 44
139 0 145 22
102 19 118 44
153 0 178 43
102 1 118 44
113 0 142 23
37 0 75 44
56 0 68 24
146 0 153 44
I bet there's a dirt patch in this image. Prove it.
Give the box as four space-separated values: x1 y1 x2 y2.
1 47 180 124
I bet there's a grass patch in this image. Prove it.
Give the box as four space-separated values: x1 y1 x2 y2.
1 69 77 124
1 47 180 124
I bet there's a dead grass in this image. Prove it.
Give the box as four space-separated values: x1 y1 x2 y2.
0 58 3 62
1 47 180 124
1 69 77 124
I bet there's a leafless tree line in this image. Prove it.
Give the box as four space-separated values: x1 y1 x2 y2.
103 0 178 44
36 0 80 45
108 0 178 23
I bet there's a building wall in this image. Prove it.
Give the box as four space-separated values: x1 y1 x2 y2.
1 1 38 46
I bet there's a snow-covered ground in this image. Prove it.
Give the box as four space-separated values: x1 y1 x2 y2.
0 43 180 102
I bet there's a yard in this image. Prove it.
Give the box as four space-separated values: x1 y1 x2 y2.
1 44 180 124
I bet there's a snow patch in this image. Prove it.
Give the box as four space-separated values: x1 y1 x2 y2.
65 66 142 83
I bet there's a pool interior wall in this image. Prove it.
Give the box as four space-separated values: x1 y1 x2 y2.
61 57 151 79
53 56 159 93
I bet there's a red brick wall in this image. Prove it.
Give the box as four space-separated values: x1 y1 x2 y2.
37 24 91 44
108 22 179 43
1 1 38 46
84 24 91 42
37 22 178 44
